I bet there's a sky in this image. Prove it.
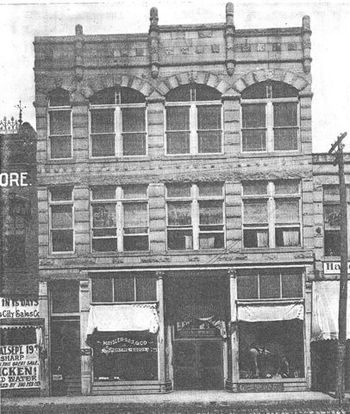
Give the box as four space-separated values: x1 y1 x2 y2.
0 0 349 152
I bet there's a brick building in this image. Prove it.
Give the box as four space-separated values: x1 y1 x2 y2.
33 3 315 395
0 119 42 395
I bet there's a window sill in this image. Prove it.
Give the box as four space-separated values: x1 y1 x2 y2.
165 249 226 255
240 246 304 253
239 151 301 158
163 153 226 161
88 156 150 163
238 378 306 383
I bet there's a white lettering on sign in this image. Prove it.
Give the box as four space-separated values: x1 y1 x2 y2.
323 261 350 274
0 172 29 187
0 344 40 389
0 297 39 319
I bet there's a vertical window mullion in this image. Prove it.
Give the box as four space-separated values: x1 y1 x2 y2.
190 103 197 154
266 101 274 152
116 187 123 251
116 106 122 156
268 181 275 248
192 184 199 250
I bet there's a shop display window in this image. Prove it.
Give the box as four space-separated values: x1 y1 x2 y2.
91 332 158 381
238 320 304 379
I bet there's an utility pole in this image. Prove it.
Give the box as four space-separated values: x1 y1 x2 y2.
328 131 348 406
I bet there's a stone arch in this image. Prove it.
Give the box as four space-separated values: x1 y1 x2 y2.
233 69 310 95
157 71 231 97
35 76 77 106
79 74 154 99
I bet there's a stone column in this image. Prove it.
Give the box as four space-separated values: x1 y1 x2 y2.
229 268 239 391
156 271 166 389
39 281 50 396
80 278 92 395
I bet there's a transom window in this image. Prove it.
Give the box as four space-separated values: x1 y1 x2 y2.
91 185 149 252
48 88 72 159
165 84 222 155
166 182 225 250
242 180 301 248
91 273 157 303
241 81 299 152
237 269 303 300
89 87 146 157
49 187 74 253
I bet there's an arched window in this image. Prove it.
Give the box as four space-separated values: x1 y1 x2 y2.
48 88 72 159
241 81 299 152
165 84 222 155
89 87 146 157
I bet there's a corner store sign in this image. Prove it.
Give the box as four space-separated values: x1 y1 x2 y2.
323 262 350 274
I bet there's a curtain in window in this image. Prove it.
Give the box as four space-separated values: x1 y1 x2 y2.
199 201 222 224
282 229 300 246
168 202 192 226
93 204 116 228
257 230 268 247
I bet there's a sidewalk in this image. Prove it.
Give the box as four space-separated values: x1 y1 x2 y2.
1 391 349 414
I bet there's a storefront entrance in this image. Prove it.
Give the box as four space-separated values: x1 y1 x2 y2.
174 339 223 389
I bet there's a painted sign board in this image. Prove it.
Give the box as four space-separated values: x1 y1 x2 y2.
323 262 350 275
0 297 39 319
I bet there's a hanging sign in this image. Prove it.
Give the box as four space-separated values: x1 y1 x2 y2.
0 344 40 389
0 297 39 319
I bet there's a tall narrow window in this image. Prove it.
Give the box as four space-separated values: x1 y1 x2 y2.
48 88 72 159
166 183 224 250
242 180 301 249
6 196 27 266
241 81 299 152
89 87 146 157
166 84 222 155
50 187 74 253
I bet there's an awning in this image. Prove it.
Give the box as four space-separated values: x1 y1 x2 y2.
237 303 304 322
312 281 350 341
86 303 159 336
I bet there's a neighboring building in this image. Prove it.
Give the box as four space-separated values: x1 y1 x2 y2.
311 153 350 393
0 118 42 395
34 4 315 395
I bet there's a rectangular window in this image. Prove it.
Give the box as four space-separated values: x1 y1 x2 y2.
49 109 72 159
243 180 301 249
166 183 224 250
90 185 149 252
242 104 266 152
197 105 222 153
122 108 146 156
90 108 115 157
323 186 343 256
273 102 298 151
50 187 74 253
166 106 190 154
91 273 157 303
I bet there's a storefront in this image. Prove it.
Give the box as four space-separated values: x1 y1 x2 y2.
0 296 44 396
311 280 350 392
229 267 310 392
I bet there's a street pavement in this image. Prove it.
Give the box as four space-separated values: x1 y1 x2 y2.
1 391 349 413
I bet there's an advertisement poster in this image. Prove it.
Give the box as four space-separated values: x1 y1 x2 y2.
0 344 40 389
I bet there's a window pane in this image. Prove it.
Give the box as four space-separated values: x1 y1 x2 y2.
274 128 298 151
51 136 71 159
114 277 134 302
276 228 300 247
121 88 145 104
49 89 70 106
124 235 149 251
123 133 146 156
92 186 116 200
168 202 192 226
92 238 117 252
93 204 116 228
324 204 340 228
237 274 259 299
90 88 115 105
52 205 72 228
275 180 299 194
195 85 221 101
199 201 223 224
51 187 72 201
167 132 190 154
325 230 341 256
198 183 223 197
91 109 114 133
52 229 73 252
91 134 115 157
242 130 266 152
282 273 303 298
92 278 113 302
260 273 280 299
275 200 299 223
199 233 224 249
243 182 267 195
167 183 191 198
166 107 190 130
124 185 148 199
244 201 268 223
166 85 191 102
49 111 71 135
124 203 148 228
243 229 268 248
136 277 157 301
272 81 298 98
274 103 298 127
242 104 266 128
241 83 268 99
51 280 79 313
197 106 221 130
198 131 221 153
168 229 193 250
122 108 145 132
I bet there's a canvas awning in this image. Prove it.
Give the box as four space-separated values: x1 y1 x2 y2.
237 303 304 322
312 281 350 341
86 303 159 336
